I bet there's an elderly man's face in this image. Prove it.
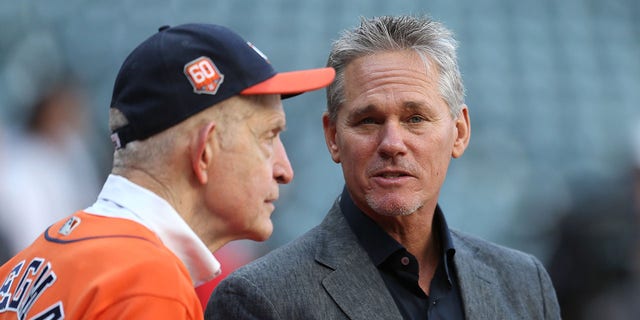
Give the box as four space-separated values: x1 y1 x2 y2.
323 50 469 219
206 95 293 242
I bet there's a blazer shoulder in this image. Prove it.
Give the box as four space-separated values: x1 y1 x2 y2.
451 229 511 251
451 229 539 264
450 230 561 318
226 224 325 279
228 204 352 279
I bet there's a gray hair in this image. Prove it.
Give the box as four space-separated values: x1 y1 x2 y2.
109 108 173 170
326 15 465 123
108 95 262 171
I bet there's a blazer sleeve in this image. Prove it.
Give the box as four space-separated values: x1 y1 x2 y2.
205 275 280 320
532 255 561 319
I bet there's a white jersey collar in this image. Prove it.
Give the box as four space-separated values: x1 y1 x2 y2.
84 174 221 286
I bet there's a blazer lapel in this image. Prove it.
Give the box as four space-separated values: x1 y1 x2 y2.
452 233 502 320
316 201 403 320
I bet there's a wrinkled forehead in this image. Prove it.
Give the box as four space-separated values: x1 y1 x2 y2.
242 95 286 129
344 52 438 96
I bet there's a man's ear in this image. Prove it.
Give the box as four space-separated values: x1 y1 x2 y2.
452 106 471 159
191 121 217 184
322 112 341 163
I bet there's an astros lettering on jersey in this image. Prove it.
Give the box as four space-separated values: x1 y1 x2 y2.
0 212 203 319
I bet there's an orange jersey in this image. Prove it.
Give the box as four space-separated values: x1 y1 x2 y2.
0 212 203 319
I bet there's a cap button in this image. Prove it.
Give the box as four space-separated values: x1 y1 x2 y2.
158 25 170 32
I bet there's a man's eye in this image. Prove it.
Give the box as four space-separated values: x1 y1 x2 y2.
358 117 376 125
266 130 281 142
407 115 424 123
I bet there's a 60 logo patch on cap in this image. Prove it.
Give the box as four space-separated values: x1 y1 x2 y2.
184 56 224 95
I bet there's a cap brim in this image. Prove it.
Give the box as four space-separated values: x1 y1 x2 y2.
241 67 335 96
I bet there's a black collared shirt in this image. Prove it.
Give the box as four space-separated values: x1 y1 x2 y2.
340 188 465 320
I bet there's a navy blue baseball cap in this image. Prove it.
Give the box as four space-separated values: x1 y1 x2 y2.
110 23 335 149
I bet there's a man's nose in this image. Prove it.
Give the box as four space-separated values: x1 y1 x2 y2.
273 138 294 184
377 122 408 158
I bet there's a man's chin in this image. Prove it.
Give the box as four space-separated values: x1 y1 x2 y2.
366 195 420 217
248 222 274 242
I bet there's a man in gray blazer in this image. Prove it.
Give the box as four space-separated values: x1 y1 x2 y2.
206 15 561 319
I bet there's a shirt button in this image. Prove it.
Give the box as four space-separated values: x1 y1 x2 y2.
400 256 410 265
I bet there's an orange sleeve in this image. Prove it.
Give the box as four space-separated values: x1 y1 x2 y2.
94 295 202 320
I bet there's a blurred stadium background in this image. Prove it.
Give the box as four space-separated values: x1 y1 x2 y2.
1 0 639 318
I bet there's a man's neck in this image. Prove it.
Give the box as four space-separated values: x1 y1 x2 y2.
371 205 440 295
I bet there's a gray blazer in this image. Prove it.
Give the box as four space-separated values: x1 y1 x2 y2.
206 200 561 319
